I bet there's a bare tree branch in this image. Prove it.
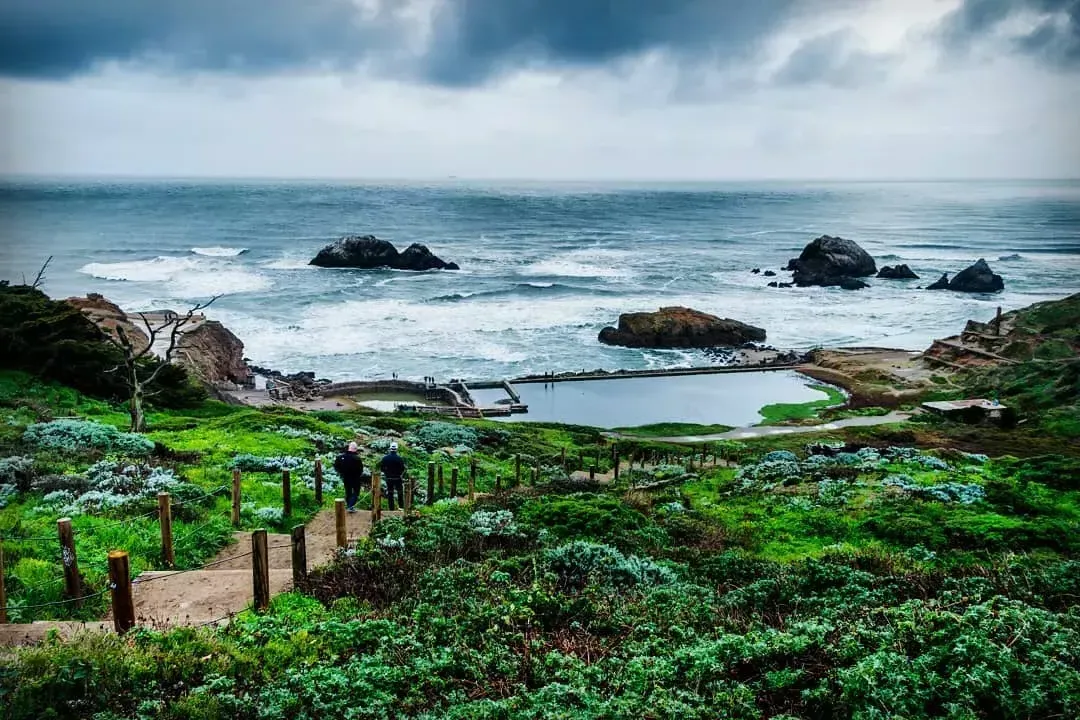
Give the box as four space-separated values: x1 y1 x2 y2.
30 256 53 290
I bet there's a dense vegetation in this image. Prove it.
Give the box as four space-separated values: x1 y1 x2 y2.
1 293 1078 718
0 283 204 408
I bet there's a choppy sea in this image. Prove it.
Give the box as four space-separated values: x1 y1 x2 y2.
2 179 1078 381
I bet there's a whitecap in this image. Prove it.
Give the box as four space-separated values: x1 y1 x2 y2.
78 255 272 297
191 246 248 257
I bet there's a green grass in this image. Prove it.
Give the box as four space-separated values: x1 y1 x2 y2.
610 422 734 437
755 383 847 426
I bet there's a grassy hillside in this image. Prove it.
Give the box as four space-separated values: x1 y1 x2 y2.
1 365 1079 717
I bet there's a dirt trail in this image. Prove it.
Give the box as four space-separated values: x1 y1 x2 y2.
0 507 403 645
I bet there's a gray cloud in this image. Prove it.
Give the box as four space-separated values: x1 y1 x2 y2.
0 0 403 79
419 0 804 86
0 0 870 88
771 30 895 88
939 0 1080 69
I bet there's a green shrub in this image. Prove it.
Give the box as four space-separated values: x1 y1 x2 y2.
23 419 154 456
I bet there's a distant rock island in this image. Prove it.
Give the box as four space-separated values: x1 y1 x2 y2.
598 306 766 348
310 235 459 270
926 259 1005 293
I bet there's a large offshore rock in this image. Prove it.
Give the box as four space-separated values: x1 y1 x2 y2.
786 235 877 287
309 235 458 270
598 306 766 348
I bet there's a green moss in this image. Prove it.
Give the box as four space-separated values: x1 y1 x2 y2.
755 384 847 426
610 422 734 437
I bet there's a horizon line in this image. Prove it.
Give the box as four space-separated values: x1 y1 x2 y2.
2 172 1079 184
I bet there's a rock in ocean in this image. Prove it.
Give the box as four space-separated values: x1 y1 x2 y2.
310 235 459 270
598 306 766 348
785 235 877 287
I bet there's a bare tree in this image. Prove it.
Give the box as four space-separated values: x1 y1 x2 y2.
101 295 221 432
30 256 53 290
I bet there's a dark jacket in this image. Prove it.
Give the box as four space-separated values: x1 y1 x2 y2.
334 451 364 483
380 451 406 479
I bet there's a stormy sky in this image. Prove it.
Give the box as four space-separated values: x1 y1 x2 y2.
1 0 1077 179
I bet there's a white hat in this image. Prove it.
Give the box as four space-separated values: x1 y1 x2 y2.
347 441 359 452
389 441 399 451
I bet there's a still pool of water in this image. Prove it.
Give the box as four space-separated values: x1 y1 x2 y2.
468 371 832 429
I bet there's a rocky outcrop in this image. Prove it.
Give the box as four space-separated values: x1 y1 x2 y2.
924 260 1004 293
949 259 1004 293
786 235 876 287
67 293 248 386
309 235 459 270
877 264 919 280
66 293 150 352
926 273 950 290
839 278 870 291
598 307 766 348
175 321 249 384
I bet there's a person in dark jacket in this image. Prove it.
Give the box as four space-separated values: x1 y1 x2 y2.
380 441 406 511
334 441 364 512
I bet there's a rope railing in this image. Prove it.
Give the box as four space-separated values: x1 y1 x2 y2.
0 484 230 542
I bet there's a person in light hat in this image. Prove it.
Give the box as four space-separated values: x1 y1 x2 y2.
380 441 406 511
334 441 364 513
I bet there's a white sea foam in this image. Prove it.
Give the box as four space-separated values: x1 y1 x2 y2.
520 248 637 279
78 255 272 297
191 246 248 257
262 257 318 270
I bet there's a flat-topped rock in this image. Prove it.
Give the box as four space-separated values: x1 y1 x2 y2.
310 235 459 271
598 306 766 348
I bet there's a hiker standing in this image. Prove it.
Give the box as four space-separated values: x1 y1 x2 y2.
334 441 364 513
380 441 406 511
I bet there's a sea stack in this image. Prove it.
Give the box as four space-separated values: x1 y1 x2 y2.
598 307 766 348
310 235 459 270
785 235 876 288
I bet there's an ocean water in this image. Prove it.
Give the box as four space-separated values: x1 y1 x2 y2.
2 178 1078 382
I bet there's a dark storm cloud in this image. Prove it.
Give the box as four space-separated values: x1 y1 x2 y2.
0 0 827 84
419 0 804 86
939 0 1080 69
0 0 403 79
771 30 894 88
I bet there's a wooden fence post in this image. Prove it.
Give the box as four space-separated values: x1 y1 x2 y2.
426 462 435 506
158 492 174 567
468 461 476 502
561 447 566 471
514 454 521 487
231 469 242 526
495 474 502 491
404 477 413 516
282 469 292 517
0 539 7 624
437 464 444 497
57 518 81 606
252 529 270 613
613 451 620 482
450 466 459 497
107 550 134 633
533 464 540 486
335 500 347 548
314 458 324 506
589 466 596 481
291 525 307 585
371 470 382 524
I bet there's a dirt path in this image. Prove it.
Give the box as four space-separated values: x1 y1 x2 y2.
0 508 403 645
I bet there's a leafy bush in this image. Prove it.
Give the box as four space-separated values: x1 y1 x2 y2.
469 509 520 537
763 450 799 463
22 419 154 456
543 540 677 591
230 453 307 473
0 455 33 491
883 476 986 504
404 421 479 451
